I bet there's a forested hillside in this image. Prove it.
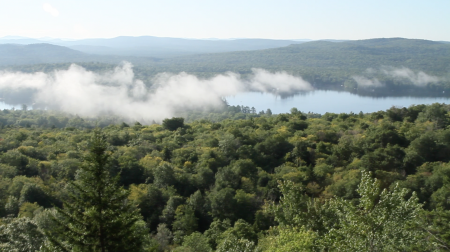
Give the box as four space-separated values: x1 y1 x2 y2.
2 38 449 95
155 38 450 89
160 38 450 73
1 103 450 251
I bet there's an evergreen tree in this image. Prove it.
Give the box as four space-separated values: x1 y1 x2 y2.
47 130 145 252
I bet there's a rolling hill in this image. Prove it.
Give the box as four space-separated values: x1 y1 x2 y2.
1 38 449 90
0 44 91 65
0 43 158 66
0 36 309 58
158 38 450 74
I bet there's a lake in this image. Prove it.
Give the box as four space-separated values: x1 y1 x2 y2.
225 90 450 114
2 90 450 115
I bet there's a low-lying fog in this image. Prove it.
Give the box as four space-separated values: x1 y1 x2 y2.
0 62 445 121
0 62 312 121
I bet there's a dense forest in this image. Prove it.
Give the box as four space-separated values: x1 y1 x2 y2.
1 103 450 251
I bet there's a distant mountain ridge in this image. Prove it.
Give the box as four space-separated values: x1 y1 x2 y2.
0 43 88 66
1 38 449 91
155 38 450 74
0 36 310 58
0 43 159 66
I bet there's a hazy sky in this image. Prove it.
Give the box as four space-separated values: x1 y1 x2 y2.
1 0 449 41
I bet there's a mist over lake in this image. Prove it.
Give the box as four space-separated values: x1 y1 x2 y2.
226 90 450 114
3 89 450 115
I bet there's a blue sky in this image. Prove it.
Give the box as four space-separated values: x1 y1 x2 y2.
1 0 449 41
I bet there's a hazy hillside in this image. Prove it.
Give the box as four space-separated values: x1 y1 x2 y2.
0 44 91 66
1 38 449 91
0 36 309 58
158 38 450 74
64 37 309 57
0 43 158 66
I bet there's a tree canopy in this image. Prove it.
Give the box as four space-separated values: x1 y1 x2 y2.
0 104 449 250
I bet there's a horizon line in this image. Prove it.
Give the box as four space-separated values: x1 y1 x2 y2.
0 35 446 42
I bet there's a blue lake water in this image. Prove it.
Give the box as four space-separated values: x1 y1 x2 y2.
225 90 450 114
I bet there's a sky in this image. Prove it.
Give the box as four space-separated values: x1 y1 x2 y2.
0 0 449 41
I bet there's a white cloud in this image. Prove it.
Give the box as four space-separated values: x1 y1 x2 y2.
0 63 312 122
43 3 59 17
250 68 313 93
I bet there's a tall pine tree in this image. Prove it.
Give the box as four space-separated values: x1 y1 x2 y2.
47 130 145 252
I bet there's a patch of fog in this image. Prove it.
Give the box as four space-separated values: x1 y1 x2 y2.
0 62 312 121
381 67 441 86
352 67 442 88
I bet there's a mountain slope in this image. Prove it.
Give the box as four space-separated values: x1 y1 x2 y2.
0 43 158 66
0 44 92 65
147 38 450 82
59 36 309 57
1 38 449 90
0 36 309 58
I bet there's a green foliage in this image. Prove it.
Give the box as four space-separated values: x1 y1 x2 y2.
172 205 198 244
258 226 317 252
321 172 424 251
129 184 165 231
267 180 336 235
47 130 145 252
0 150 31 176
221 219 258 243
216 234 258 252
0 217 45 252
204 219 231 249
154 162 176 188
421 208 450 250
18 202 41 218
4 196 20 217
208 188 237 221
174 232 212 252
19 183 54 208
155 223 173 252
162 117 185 131
0 104 449 251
